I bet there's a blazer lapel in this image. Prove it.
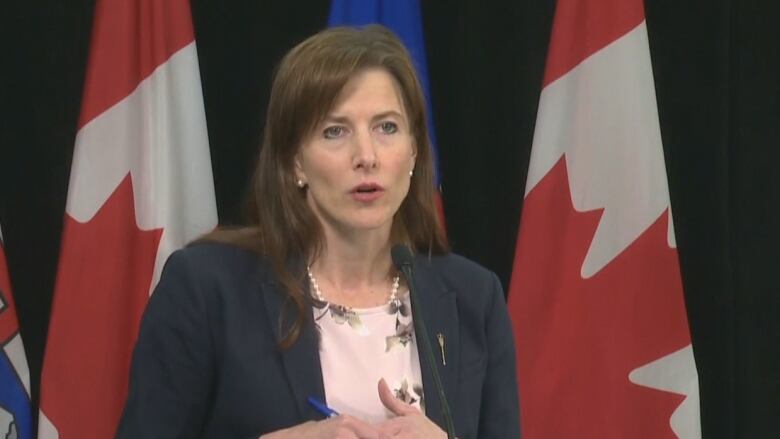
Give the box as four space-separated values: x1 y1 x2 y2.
411 255 460 430
260 277 326 421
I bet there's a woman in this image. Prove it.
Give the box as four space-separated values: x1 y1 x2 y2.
117 25 519 439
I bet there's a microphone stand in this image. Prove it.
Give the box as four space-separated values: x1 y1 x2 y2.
394 246 456 439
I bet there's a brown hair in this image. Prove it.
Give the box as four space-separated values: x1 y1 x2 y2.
202 25 448 347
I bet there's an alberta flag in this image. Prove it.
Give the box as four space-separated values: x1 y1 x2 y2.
0 225 32 439
328 0 445 222
37 0 218 437
508 0 701 437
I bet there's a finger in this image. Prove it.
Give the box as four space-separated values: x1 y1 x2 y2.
378 414 446 439
377 429 397 439
376 416 405 435
338 415 380 439
377 378 418 416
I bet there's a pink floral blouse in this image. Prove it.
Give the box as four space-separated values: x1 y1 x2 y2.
314 292 425 423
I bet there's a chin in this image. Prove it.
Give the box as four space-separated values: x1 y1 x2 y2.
342 212 395 232
347 218 392 231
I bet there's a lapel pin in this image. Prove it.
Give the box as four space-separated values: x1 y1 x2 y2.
436 332 446 366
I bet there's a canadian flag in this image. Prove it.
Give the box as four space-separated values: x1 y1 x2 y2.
508 0 701 438
38 0 217 438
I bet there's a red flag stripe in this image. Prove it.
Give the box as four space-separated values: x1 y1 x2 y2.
78 0 195 128
41 176 163 438
542 0 645 87
0 241 20 343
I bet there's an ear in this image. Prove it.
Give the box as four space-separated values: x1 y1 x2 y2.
294 153 306 182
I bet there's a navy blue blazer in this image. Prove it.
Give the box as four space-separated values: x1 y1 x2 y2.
116 243 520 438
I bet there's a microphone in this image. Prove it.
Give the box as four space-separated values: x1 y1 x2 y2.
391 245 455 439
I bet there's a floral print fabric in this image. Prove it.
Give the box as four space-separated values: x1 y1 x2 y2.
315 293 425 422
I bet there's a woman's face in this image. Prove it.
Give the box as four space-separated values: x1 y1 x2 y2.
295 68 416 238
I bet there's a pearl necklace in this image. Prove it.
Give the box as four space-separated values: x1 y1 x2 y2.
306 265 400 307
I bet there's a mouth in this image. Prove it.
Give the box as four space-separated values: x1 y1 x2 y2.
350 183 384 202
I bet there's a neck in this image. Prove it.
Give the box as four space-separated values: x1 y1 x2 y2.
310 224 396 304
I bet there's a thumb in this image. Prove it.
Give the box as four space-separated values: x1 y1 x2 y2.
378 378 418 416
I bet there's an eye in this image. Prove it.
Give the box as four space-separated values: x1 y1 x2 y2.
377 121 399 134
323 126 346 139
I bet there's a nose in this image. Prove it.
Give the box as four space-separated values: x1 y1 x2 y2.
352 129 378 171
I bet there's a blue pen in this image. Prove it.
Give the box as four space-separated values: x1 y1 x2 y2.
307 396 340 418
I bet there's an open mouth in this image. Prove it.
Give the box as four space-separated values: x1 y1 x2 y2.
352 183 383 193
355 187 379 193
351 183 384 201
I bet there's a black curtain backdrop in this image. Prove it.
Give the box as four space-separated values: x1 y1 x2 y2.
1 1 778 437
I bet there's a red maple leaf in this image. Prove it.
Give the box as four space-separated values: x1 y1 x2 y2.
41 174 162 438
509 157 691 438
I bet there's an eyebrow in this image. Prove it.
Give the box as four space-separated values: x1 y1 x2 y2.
323 110 406 125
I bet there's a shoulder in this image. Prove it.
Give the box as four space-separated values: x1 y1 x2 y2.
145 242 282 331
164 241 274 283
414 252 504 307
173 240 263 266
154 242 279 305
415 252 499 287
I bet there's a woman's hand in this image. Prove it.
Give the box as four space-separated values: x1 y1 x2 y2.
375 378 447 439
260 415 381 439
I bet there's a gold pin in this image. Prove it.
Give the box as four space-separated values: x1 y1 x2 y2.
436 332 446 366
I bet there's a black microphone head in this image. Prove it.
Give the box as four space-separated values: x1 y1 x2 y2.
391 244 414 270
